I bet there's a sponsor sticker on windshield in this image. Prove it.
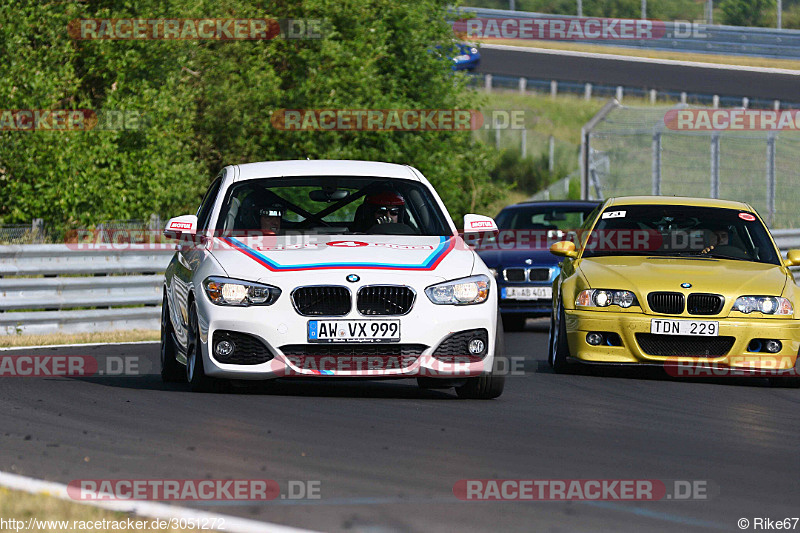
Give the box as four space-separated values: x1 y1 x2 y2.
601 210 626 219
739 212 756 221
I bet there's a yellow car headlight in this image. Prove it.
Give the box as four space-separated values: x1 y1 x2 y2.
733 296 793 315
576 289 638 309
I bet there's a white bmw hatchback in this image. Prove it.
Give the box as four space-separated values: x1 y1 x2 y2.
161 160 504 398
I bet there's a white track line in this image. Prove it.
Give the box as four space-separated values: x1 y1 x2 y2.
0 471 316 533
481 43 800 75
0 340 159 351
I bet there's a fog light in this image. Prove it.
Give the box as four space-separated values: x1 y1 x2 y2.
586 332 604 346
215 340 235 357
765 340 782 353
468 338 486 355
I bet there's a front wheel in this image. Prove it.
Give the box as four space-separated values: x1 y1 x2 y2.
186 300 221 392
548 299 572 374
160 293 185 383
455 318 505 399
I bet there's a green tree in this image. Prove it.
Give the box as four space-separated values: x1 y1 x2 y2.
720 0 771 26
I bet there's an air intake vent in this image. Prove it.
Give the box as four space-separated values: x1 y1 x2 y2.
647 292 685 314
687 293 724 315
635 334 735 357
527 268 551 282
357 286 415 315
504 268 526 282
292 286 351 316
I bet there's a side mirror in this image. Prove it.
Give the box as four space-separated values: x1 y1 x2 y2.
164 215 198 240
550 240 578 259
463 214 498 234
785 249 800 267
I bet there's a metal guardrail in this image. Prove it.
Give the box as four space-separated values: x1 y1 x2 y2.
0 245 174 335
460 7 800 59
2 236 800 335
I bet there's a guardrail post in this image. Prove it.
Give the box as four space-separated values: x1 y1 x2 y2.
521 129 527 158
518 77 526 94
680 92 687 104
710 133 720 199
550 80 558 100
649 89 656 105
652 132 662 195
742 97 749 109
616 86 623 102
774 100 781 111
712 95 719 108
585 83 592 100
548 135 555 172
767 132 776 227
484 74 492 93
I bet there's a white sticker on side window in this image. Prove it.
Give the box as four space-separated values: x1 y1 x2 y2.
601 210 626 219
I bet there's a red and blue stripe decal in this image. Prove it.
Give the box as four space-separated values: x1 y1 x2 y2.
222 236 455 272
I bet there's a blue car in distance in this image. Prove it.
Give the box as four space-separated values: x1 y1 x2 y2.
477 200 600 331
452 43 480 71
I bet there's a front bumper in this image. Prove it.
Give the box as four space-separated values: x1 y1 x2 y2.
194 288 498 380
565 309 800 372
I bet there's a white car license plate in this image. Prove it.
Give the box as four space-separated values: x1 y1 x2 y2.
502 286 552 300
650 319 718 336
308 320 400 343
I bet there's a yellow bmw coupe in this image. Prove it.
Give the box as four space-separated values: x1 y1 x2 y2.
548 196 800 386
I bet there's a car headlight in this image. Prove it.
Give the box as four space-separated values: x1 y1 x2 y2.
425 275 490 305
203 277 281 306
733 296 793 315
576 289 638 308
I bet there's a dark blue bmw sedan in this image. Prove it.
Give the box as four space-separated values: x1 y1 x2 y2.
477 200 600 331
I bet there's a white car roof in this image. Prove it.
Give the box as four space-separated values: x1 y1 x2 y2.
231 160 422 182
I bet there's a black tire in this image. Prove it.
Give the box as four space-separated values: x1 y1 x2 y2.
548 298 572 374
186 300 221 392
160 293 185 383
455 318 505 399
502 315 526 332
768 376 800 388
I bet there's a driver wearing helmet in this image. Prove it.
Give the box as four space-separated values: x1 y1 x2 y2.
259 203 284 234
364 191 405 225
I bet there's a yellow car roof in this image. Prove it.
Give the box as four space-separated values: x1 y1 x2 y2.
604 196 752 211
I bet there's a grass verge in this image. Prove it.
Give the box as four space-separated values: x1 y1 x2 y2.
0 330 159 348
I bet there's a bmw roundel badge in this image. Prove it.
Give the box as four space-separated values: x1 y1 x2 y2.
681 283 692 288
346 274 360 283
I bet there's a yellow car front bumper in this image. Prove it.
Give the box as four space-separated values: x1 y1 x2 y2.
565 309 800 371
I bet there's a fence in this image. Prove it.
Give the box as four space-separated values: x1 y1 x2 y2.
580 100 800 229
459 7 800 59
0 244 174 335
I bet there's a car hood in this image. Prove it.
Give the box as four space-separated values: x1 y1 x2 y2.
578 256 789 298
208 235 474 284
477 248 557 268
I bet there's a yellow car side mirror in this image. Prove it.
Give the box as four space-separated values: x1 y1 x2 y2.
550 240 578 259
784 249 800 267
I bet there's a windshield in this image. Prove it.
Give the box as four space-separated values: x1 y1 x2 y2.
496 205 597 232
581 205 780 265
215 176 451 236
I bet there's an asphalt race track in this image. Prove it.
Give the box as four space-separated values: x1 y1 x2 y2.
1 321 799 532
477 46 800 102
